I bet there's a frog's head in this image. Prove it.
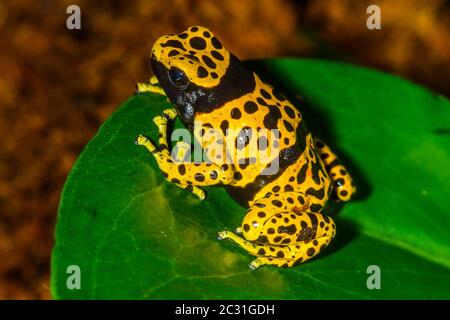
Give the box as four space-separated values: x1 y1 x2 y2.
150 26 255 128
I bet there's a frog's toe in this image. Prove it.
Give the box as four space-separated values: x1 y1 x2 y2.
217 230 228 241
235 227 243 234
194 188 206 201
135 134 148 146
249 259 260 270
153 115 167 126
135 135 158 153
162 108 178 120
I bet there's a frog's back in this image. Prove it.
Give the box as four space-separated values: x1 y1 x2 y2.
195 73 332 208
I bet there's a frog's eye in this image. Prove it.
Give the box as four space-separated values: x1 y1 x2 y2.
168 67 189 89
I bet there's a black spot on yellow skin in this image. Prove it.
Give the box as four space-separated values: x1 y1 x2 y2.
267 228 275 234
178 164 186 175
234 172 242 180
272 186 281 192
272 200 283 207
190 37 207 50
313 240 319 246
257 248 266 255
257 235 268 243
211 72 218 79
273 236 282 243
211 36 222 49
277 251 284 258
220 120 229 135
307 248 315 257
231 108 242 119
257 97 267 106
263 106 282 130
283 120 294 132
257 211 266 218
202 55 216 68
278 224 297 235
244 101 258 114
168 50 179 57
211 50 224 60
260 89 271 99
306 187 325 200
161 39 185 50
194 173 205 182
296 163 308 185
197 66 208 78
239 163 249 170
307 212 319 228
284 106 295 119
243 224 250 232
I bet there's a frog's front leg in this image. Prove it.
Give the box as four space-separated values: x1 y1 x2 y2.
136 110 234 199
218 192 336 269
136 76 166 96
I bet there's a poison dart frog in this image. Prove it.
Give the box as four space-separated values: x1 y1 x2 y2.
136 26 356 269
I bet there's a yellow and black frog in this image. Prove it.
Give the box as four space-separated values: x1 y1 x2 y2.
136 26 356 269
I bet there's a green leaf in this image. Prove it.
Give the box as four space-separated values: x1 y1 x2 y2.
51 59 450 299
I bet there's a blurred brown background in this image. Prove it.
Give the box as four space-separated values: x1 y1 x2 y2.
0 0 449 299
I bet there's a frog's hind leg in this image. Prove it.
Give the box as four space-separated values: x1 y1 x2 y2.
218 192 336 269
314 137 356 201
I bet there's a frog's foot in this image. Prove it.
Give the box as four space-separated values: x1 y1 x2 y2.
313 137 356 201
135 135 205 201
136 82 166 96
135 134 158 153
